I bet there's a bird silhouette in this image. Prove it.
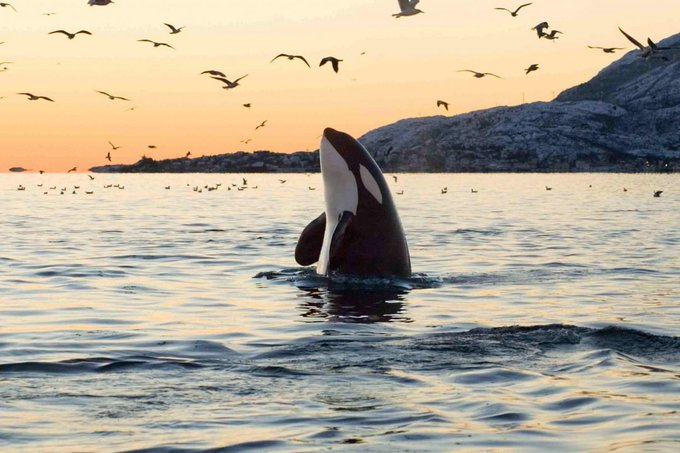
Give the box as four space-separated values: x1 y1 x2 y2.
88 0 114 5
532 22 549 38
436 100 449 111
210 75 248 90
108 141 121 150
201 69 226 77
271 53 310 68
525 64 540 74
255 120 268 130
0 3 17 12
164 23 184 34
185 151 191 158
49 30 92 40
319 56 342 73
653 190 663 197
618 27 671 59
96 90 131 101
138 39 174 49
543 30 562 40
17 92 54 102
458 70 502 79
88 175 95 180
243 103 251 108
393 0 424 18
587 46 625 54
67 167 77 173
495 3 532 17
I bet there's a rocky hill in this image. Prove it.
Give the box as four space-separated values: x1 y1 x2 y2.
92 33 680 173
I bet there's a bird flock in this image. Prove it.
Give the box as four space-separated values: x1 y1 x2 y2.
1 0 676 173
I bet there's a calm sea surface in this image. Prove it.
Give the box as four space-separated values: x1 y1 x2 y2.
1 173 678 452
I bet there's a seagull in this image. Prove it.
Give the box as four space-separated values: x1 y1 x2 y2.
319 56 342 73
49 30 92 40
96 90 131 101
393 0 424 18
185 151 191 158
255 120 267 130
532 22 549 38
242 178 248 186
67 167 77 173
494 3 532 17
279 179 287 184
105 152 112 162
587 46 625 54
164 23 184 34
543 30 562 40
241 138 252 144
88 0 114 5
0 3 17 12
88 174 95 180
42 12 56 16
201 70 226 77
243 103 251 108
18 92 54 102
436 100 449 111
545 186 552 191
392 175 398 183
308 186 316 191
525 64 540 74
270 53 310 68
210 74 248 89
458 70 502 79
108 141 121 150
653 190 663 197
138 39 174 49
618 27 670 59
441 187 448 194
148 145 157 149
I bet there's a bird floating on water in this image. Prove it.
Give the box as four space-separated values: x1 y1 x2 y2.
270 53 310 68
138 39 174 49
18 92 54 102
49 30 92 40
436 100 449 111
393 0 424 18
494 3 532 17
458 69 502 79
164 23 184 34
319 57 342 73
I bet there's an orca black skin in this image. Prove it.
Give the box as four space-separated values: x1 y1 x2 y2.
295 128 411 278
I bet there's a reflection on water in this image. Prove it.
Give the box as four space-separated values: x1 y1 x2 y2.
0 173 679 452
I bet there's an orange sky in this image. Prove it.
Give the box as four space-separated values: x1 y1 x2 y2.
1 0 678 172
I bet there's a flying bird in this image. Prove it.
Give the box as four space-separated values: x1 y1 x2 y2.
42 12 56 16
525 64 540 74
148 145 157 149
319 56 342 73
618 27 670 58
0 3 17 12
532 22 549 38
138 39 174 49
255 120 268 130
96 90 131 101
458 70 502 79
48 30 92 40
210 74 248 90
436 100 449 111
185 151 191 158
67 167 77 173
105 152 111 162
243 103 251 108
494 3 532 17
201 69 226 77
88 174 95 180
393 0 424 18
108 141 121 150
543 30 562 40
88 0 114 5
241 138 252 144
270 53 310 68
587 46 625 54
17 92 54 102
653 190 663 197
164 23 184 34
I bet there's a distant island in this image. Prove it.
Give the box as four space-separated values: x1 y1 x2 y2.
91 33 680 174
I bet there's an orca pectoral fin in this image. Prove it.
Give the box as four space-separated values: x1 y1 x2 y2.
295 212 326 266
329 211 354 261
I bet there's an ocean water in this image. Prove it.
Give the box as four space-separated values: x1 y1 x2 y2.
0 172 678 452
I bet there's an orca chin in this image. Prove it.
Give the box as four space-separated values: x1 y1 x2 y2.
295 128 411 278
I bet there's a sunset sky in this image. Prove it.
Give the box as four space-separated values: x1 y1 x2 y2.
1 0 679 172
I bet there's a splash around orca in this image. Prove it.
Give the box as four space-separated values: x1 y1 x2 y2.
295 128 411 278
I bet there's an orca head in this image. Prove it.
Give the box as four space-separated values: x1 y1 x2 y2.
317 128 388 275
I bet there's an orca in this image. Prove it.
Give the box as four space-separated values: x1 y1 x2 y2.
295 128 411 278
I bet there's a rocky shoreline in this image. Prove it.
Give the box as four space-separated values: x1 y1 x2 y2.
91 33 680 174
